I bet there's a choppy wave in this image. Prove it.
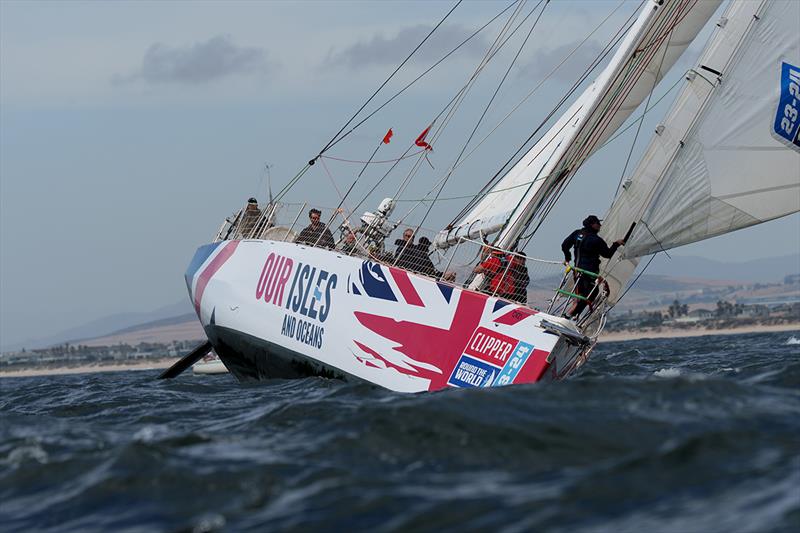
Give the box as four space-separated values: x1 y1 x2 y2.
786 336 800 345
1 330 799 532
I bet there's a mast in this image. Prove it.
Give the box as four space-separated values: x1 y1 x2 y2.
434 0 722 252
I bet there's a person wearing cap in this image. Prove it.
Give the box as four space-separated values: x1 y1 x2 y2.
561 215 625 318
239 197 263 237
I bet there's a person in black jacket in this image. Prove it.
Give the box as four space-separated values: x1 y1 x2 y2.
295 208 335 249
561 215 625 318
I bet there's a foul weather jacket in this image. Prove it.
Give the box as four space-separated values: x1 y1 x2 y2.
561 228 620 273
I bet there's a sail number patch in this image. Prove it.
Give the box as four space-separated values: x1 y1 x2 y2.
773 61 800 152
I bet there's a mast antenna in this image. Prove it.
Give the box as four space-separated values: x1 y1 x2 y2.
265 163 274 204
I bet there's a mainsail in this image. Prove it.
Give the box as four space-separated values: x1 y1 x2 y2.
435 0 722 251
601 0 800 304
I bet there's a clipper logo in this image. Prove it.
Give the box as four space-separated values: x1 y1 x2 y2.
448 328 520 388
464 327 518 367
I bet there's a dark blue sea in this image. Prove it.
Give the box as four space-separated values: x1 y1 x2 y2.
2 331 799 532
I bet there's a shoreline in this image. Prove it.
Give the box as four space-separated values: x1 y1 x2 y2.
2 324 798 378
0 358 179 378
600 322 800 342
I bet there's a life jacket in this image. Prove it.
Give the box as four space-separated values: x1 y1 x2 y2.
487 252 516 295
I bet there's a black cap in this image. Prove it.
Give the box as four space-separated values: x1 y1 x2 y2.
418 236 432 247
583 215 602 227
248 197 258 204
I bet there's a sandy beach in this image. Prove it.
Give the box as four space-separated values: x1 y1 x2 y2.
0 358 180 378
600 322 800 342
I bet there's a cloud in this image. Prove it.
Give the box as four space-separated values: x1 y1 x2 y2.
327 24 491 68
115 35 271 84
517 40 606 83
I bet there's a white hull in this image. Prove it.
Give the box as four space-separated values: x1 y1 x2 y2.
185 239 590 392
192 354 229 375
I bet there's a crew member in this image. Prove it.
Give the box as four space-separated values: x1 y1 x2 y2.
561 215 625 318
474 245 516 300
511 252 530 304
239 197 262 237
295 208 335 249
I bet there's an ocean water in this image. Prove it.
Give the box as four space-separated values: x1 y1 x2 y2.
2 331 799 533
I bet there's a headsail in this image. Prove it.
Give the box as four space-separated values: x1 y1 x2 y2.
435 0 722 251
602 0 800 304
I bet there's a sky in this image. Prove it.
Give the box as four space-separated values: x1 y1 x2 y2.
1 0 798 350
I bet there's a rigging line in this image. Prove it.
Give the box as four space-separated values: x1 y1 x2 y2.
419 0 528 152
409 0 537 168
390 0 529 204
390 36 683 211
349 0 525 215
273 163 311 201
430 0 633 200
349 144 416 216
319 156 357 231
612 12 675 199
560 0 684 172
566 0 695 170
481 6 640 241
407 1 550 236
319 0 520 158
415 0 550 231
611 252 658 305
315 0 463 160
397 7 634 229
449 1 642 225
319 150 426 164
519 0 692 238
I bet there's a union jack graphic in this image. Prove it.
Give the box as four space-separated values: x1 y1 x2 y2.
349 262 550 391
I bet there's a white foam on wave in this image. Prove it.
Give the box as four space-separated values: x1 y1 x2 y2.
133 424 169 443
654 368 681 378
786 336 800 345
2 443 49 466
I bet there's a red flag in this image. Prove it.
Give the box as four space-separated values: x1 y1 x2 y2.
415 125 433 151
382 128 393 144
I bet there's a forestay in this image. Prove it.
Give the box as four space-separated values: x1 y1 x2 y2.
435 0 722 251
601 0 800 304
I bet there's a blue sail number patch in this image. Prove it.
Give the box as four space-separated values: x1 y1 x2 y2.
773 61 800 152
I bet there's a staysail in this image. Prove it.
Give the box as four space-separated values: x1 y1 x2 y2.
601 0 800 304
435 0 722 251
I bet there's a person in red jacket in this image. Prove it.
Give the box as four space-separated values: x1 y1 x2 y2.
474 246 516 300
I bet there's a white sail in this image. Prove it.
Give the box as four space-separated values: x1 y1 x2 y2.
435 0 722 250
602 0 800 304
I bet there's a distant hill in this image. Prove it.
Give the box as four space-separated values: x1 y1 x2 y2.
645 253 800 283
4 253 798 352
1 300 194 352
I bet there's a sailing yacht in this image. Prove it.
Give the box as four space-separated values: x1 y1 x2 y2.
183 0 799 391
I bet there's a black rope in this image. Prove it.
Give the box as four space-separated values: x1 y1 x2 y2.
613 252 657 305
448 3 641 226
415 0 550 236
351 0 531 216
320 0 521 159
612 11 675 199
314 1 463 161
